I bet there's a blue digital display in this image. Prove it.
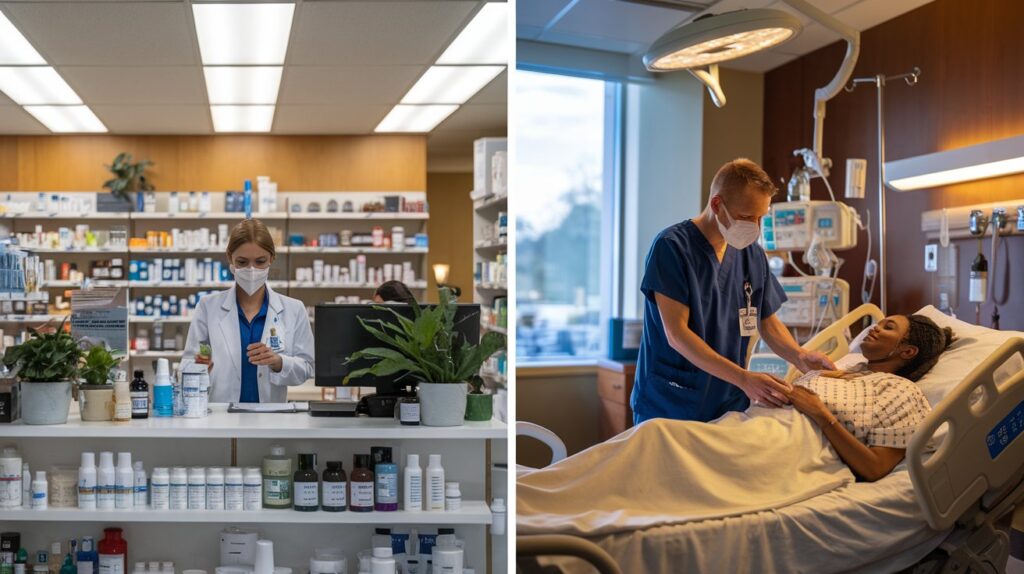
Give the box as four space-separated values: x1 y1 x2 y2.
986 398 1024 459
817 217 834 229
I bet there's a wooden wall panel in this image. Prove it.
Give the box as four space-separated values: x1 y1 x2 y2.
0 134 426 191
426 172 474 302
763 0 1024 329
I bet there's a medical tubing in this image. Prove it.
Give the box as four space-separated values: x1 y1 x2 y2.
812 260 845 338
861 209 876 305
989 224 1009 307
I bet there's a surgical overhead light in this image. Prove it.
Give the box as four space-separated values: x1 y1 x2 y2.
885 134 1024 191
643 9 801 107
643 10 800 71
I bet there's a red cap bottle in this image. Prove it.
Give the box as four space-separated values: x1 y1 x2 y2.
98 527 127 574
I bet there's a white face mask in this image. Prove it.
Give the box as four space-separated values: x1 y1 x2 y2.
232 266 269 295
715 202 761 250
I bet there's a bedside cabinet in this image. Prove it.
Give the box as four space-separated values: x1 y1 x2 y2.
597 359 636 441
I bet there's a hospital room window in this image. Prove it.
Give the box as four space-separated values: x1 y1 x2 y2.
516 70 619 364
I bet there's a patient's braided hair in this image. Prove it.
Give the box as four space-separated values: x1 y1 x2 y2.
896 315 956 382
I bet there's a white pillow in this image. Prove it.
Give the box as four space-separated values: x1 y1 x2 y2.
906 306 1024 406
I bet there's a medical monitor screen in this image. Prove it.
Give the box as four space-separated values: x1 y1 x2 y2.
314 303 481 392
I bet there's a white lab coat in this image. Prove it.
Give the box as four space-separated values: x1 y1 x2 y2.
182 284 314 403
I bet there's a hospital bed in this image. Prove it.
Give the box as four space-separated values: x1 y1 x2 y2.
517 304 1024 573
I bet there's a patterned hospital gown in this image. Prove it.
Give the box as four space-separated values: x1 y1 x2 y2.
797 366 932 449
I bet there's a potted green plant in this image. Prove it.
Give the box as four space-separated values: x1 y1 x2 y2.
77 344 122 422
344 287 505 427
102 152 153 211
464 375 493 422
2 322 83 425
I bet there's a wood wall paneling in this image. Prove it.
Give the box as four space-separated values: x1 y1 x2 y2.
0 135 426 191
762 0 1024 330
426 172 475 303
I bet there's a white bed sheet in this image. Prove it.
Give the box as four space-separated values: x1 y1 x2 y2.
540 465 951 574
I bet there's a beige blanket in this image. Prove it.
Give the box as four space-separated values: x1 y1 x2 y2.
517 407 855 536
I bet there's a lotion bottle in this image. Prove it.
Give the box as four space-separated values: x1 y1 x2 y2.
426 455 445 511
403 454 422 512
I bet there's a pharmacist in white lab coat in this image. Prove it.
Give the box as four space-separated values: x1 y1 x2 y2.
182 218 314 403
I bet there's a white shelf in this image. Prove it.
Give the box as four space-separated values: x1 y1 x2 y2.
475 283 507 292
130 350 184 358
42 280 127 288
473 195 507 214
287 246 428 255
287 281 428 290
0 212 130 220
130 247 226 254
130 281 234 288
0 314 67 323
128 316 194 324
131 212 289 220
0 292 48 302
474 239 506 254
23 246 128 254
0 405 507 439
0 502 492 525
288 212 429 221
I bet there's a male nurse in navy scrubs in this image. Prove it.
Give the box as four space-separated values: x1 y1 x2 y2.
632 158 836 423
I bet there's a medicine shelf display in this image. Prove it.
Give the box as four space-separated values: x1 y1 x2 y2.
0 405 505 570
470 138 508 412
0 190 431 370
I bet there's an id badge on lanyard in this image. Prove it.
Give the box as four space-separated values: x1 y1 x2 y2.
739 281 758 336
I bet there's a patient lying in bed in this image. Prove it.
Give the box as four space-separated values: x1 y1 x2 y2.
517 314 955 536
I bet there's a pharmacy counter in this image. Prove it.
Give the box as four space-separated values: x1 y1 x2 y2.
0 403 507 439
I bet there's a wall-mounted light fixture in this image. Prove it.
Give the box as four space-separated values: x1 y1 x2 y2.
886 133 1024 191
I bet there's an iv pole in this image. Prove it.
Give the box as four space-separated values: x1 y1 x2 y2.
845 67 921 315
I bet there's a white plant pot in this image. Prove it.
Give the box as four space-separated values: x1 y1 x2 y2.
79 385 114 422
417 382 467 427
20 381 73 425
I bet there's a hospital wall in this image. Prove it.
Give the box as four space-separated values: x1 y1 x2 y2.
762 0 1024 330
701 68 765 208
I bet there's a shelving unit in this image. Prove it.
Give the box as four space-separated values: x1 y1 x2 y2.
0 191 430 373
3 405 504 570
470 138 508 411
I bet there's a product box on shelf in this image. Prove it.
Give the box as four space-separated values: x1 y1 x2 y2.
473 138 507 199
0 380 18 423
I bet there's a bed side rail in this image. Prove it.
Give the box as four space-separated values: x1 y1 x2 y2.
517 535 623 574
784 303 884 383
907 336 1024 531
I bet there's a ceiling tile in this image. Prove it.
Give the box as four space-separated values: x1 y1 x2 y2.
59 66 207 106
0 105 49 133
433 103 506 132
91 105 212 134
287 1 477 66
550 0 693 45
278 66 424 106
2 2 198 66
517 23 546 40
517 0 573 28
833 0 934 30
538 30 645 54
273 104 392 134
466 70 506 104
772 22 839 56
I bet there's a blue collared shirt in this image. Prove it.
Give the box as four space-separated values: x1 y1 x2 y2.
237 292 269 403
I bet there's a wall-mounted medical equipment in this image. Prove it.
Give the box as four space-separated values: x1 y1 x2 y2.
845 159 867 199
774 277 850 328
760 201 859 252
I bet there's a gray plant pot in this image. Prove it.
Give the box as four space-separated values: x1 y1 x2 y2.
418 382 467 427
20 381 72 425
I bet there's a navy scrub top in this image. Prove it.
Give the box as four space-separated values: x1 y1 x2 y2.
631 220 787 423
237 292 269 403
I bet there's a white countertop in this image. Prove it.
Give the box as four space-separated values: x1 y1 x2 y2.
2 404 507 439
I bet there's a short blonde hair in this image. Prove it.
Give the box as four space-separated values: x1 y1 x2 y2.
226 218 276 259
711 158 778 201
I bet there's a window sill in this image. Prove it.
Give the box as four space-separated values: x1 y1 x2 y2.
516 360 598 379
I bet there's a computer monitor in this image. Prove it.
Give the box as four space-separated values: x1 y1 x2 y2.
314 303 482 394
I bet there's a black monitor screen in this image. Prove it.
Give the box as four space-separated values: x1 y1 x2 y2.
314 303 481 392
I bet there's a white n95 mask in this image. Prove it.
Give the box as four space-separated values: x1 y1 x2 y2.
716 203 761 250
232 266 269 295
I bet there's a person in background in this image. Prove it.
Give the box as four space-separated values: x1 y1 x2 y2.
182 218 314 403
373 280 416 304
632 158 836 424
